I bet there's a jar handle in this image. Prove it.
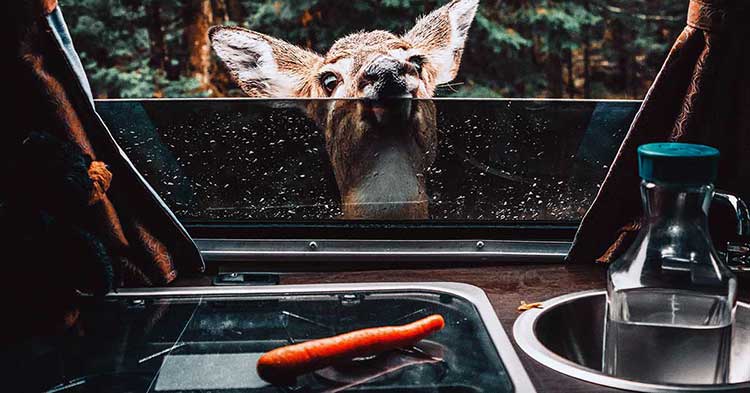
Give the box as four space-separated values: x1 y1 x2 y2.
714 191 750 271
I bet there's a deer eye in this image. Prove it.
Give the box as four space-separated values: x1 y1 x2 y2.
320 73 339 95
408 55 425 75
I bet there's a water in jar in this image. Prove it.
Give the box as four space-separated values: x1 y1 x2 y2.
604 287 733 384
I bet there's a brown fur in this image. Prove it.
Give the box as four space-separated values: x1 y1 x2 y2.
319 99 438 218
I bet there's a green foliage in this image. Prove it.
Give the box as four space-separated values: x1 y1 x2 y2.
61 0 208 98
59 0 687 99
475 13 532 53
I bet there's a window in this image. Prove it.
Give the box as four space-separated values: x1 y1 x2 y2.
98 99 636 224
61 0 686 261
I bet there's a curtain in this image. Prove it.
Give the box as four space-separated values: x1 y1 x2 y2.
567 0 750 264
3 1 204 336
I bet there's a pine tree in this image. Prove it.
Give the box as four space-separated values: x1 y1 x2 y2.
59 0 688 99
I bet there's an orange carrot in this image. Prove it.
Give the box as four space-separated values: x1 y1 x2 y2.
257 314 445 384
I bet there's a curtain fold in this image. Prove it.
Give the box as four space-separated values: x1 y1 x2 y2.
567 0 750 264
3 1 203 336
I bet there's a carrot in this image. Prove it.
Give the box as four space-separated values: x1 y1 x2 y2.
257 314 445 384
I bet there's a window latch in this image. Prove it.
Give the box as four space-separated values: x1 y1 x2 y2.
213 272 280 286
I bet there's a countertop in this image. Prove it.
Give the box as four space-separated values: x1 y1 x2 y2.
269 262 749 393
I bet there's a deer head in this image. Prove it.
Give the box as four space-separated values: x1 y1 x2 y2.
209 0 478 219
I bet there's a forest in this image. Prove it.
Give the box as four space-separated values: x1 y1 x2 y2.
59 0 688 99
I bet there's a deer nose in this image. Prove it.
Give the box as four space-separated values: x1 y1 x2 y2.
361 57 409 99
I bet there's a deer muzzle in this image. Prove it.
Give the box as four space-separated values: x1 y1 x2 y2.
359 56 414 125
361 56 410 99
364 99 412 126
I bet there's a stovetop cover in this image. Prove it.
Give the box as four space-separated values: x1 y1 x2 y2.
11 288 514 392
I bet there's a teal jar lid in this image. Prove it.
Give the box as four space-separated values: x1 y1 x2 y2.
637 143 719 185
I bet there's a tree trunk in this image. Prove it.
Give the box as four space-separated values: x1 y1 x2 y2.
146 1 167 97
565 48 575 98
183 0 214 91
545 37 564 97
582 0 592 98
226 0 245 23
212 0 228 24
146 1 167 71
611 19 630 97
546 54 563 98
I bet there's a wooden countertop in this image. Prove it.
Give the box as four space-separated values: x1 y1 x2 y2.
255 262 748 393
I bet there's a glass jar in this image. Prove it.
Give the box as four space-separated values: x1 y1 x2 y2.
603 143 737 384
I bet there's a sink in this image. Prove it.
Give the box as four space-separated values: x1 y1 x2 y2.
513 290 750 392
9 282 536 393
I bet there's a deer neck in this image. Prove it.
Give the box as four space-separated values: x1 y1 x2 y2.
339 139 428 219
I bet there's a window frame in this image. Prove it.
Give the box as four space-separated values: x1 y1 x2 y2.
96 97 641 265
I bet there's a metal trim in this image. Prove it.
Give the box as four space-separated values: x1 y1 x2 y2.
513 290 750 392
195 238 571 263
95 97 642 103
109 282 537 393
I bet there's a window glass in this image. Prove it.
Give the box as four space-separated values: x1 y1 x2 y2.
97 99 636 222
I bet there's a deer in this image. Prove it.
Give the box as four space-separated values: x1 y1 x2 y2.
209 0 478 219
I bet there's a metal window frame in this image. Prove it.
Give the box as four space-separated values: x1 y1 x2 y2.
196 238 571 264
98 97 639 266
189 221 577 265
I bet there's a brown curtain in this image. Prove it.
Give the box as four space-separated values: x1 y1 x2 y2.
567 0 750 264
4 1 204 336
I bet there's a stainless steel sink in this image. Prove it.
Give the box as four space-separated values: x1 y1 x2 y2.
14 282 537 393
513 290 750 392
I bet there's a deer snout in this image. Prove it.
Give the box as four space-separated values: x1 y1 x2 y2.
360 57 412 99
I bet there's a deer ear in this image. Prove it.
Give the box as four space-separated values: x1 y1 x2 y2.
209 26 323 97
403 0 478 85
